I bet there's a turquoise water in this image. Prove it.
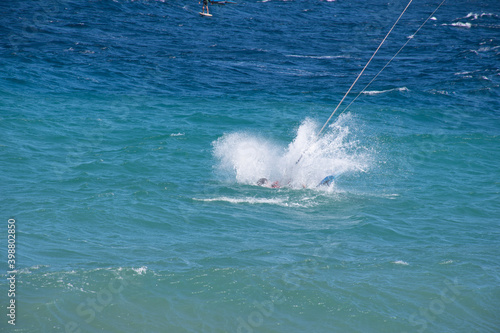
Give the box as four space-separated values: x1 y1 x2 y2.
1 0 499 332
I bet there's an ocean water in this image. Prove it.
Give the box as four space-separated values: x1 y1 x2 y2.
1 0 499 332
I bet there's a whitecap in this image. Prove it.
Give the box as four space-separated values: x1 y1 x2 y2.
392 260 409 265
194 196 318 208
429 90 449 95
132 266 148 275
464 12 496 20
465 13 480 20
195 196 285 205
449 22 472 29
362 87 409 96
285 54 348 59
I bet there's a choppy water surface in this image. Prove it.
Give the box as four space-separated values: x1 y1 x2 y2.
1 0 499 332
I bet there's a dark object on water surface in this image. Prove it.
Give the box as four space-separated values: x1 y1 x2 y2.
317 175 335 187
257 178 268 186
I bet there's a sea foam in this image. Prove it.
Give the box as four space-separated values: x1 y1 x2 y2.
363 87 409 96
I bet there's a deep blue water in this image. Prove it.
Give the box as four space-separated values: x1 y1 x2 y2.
1 0 499 332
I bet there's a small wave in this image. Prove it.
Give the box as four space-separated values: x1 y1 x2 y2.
439 260 454 265
428 89 449 96
445 22 472 29
464 12 497 20
170 132 185 137
195 196 285 205
362 87 409 96
194 196 319 207
286 54 348 59
477 46 500 53
15 265 50 275
392 260 409 266
132 266 148 275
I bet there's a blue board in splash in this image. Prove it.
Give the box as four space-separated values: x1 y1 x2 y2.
317 175 335 187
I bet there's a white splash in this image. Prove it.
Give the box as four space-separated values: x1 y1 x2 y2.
132 266 148 275
212 114 370 189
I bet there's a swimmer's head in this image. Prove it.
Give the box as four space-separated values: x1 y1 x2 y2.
257 178 268 186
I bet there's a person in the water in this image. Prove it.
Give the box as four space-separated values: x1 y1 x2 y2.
256 178 280 188
199 0 209 14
